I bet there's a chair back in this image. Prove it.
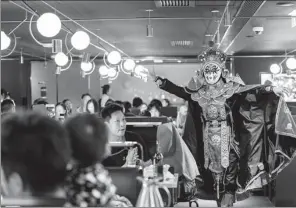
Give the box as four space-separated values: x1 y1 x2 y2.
107 167 142 206
126 117 168 159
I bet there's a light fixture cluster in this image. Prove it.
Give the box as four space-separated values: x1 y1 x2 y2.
2 6 149 82
98 52 148 82
32 13 94 72
35 11 150 82
270 57 296 74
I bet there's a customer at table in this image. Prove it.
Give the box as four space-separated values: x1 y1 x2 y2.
1 112 71 198
140 99 162 117
62 99 73 117
64 114 132 207
123 101 135 117
55 102 67 122
77 93 92 113
86 98 99 114
131 97 143 116
99 84 112 109
101 104 149 167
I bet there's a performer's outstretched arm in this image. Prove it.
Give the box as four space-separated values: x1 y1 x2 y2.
254 85 290 96
153 76 192 100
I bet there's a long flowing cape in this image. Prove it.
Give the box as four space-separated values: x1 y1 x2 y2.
156 76 296 199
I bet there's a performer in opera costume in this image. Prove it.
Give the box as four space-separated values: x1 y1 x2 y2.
149 41 296 206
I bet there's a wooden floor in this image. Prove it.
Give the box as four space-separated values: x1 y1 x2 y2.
175 196 274 207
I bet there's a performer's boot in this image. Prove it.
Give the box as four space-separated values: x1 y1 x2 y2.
217 183 236 207
219 192 235 207
215 187 235 207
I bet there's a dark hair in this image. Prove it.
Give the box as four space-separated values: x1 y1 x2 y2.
102 84 110 95
148 99 163 112
1 112 71 194
163 99 170 106
132 97 143 108
86 99 99 113
101 104 124 120
1 88 7 96
105 99 114 106
140 110 151 117
1 99 15 113
115 100 123 105
65 114 108 167
81 93 91 99
123 101 132 112
62 99 70 104
33 98 48 105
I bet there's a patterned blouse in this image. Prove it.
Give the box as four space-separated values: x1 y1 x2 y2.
65 163 117 207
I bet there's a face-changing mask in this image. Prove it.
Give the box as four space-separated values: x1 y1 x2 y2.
203 62 222 85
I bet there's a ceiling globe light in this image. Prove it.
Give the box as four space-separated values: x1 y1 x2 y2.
71 31 90 50
108 68 117 78
54 52 69 67
36 13 61 38
286 57 296 70
1 31 11 50
81 62 93 72
270 63 282 74
99 65 109 76
123 59 136 71
107 51 122 65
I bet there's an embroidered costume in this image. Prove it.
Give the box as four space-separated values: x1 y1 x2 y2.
154 42 296 206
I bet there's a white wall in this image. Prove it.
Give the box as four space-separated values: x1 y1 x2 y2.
31 61 201 107
100 63 201 104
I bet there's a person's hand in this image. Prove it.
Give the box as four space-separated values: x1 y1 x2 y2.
109 195 133 207
272 86 290 97
137 159 152 167
114 195 133 207
125 147 138 166
147 68 157 81
108 200 130 207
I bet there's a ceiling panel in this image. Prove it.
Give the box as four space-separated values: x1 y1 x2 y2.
7 1 294 60
227 1 296 54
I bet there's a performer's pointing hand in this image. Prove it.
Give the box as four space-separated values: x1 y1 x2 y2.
147 68 157 81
